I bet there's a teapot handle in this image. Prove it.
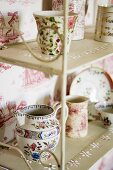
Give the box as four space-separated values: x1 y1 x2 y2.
19 25 63 63
52 101 69 123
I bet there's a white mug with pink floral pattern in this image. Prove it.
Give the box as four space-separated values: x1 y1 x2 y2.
20 11 77 62
66 96 89 138
52 0 88 40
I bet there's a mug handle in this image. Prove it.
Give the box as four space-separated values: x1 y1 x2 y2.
52 101 69 123
19 25 63 63
85 0 89 15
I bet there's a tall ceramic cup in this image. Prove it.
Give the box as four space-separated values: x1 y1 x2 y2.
52 0 88 40
95 6 113 43
20 11 77 62
66 96 89 138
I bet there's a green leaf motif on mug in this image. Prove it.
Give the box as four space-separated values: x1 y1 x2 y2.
49 17 55 22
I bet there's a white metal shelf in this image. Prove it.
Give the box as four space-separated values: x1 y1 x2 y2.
67 39 113 74
0 26 113 170
0 121 113 170
56 121 113 170
0 27 113 75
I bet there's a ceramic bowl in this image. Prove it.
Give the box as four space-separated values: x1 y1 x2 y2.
95 102 113 129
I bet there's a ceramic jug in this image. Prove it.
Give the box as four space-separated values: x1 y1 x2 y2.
19 10 77 62
15 104 68 161
66 96 89 138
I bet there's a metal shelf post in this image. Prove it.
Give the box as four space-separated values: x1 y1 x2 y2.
61 0 69 169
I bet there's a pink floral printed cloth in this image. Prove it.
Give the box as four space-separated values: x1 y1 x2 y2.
0 0 43 45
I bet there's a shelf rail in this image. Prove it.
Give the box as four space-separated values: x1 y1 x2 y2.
61 0 69 170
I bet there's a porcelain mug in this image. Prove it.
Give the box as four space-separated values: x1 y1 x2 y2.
66 96 89 138
95 6 113 43
15 104 68 161
20 11 77 62
52 0 88 40
95 102 113 130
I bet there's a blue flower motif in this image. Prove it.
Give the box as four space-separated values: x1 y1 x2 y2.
32 152 40 160
40 131 43 139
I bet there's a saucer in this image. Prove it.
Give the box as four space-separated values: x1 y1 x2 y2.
69 67 113 120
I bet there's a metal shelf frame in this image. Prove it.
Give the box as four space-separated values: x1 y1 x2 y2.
0 2 113 170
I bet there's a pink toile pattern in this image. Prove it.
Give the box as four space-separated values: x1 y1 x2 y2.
0 62 53 143
0 11 19 46
6 0 36 5
0 0 43 44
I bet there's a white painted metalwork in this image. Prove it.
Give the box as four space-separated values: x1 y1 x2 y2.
60 0 69 169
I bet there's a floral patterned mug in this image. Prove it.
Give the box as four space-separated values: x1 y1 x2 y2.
20 11 77 62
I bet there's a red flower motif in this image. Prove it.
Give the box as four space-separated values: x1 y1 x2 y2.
66 125 72 133
79 120 87 131
69 105 79 115
17 128 23 135
57 0 62 3
68 16 75 29
30 143 37 151
24 130 30 138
